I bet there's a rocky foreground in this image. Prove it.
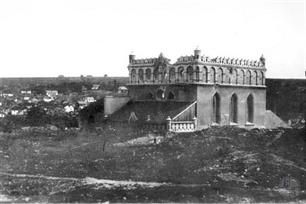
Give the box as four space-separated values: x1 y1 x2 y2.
0 126 305 202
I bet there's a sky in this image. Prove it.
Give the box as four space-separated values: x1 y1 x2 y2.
0 0 305 78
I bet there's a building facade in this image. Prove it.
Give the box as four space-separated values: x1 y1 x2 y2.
107 48 268 132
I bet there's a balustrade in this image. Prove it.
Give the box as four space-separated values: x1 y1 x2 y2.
168 120 196 132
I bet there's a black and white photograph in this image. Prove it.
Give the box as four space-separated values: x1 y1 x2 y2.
0 0 305 203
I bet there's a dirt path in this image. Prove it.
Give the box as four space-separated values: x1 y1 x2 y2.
0 171 168 189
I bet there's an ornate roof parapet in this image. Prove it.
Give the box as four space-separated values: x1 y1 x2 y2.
129 50 266 69
174 54 265 69
129 53 171 67
175 55 195 63
130 58 157 65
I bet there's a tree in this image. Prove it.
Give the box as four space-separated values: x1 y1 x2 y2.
26 106 49 126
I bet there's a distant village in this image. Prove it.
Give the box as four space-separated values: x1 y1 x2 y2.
0 76 128 131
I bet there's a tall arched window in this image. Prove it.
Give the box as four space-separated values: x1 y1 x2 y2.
145 69 151 81
178 67 184 82
203 66 208 83
217 67 224 83
255 71 258 85
237 69 242 84
187 66 193 82
169 67 176 82
153 68 159 82
131 69 136 83
247 94 254 123
138 69 144 82
241 69 245 85
195 66 200 82
261 71 265 85
257 71 262 85
232 69 238 84
212 93 221 124
230 94 238 123
246 70 252 85
211 67 216 83
168 91 175 100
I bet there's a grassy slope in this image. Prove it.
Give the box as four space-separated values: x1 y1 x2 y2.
0 126 306 202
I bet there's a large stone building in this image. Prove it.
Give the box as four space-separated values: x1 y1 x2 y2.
105 48 285 132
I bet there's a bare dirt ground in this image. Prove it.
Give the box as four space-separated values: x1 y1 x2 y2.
0 126 305 203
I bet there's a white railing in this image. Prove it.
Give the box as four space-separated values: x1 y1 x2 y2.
168 118 197 132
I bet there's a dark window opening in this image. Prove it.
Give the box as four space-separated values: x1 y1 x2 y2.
153 68 159 82
138 69 144 82
187 66 193 82
230 94 238 123
203 66 208 82
212 93 221 123
145 69 151 80
247 94 254 123
178 67 184 82
211 67 216 83
169 68 176 82
195 67 200 82
168 92 175 100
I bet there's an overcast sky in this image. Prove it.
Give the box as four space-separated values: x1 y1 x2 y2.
0 0 305 78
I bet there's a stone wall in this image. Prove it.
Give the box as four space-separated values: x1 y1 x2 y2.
196 85 266 129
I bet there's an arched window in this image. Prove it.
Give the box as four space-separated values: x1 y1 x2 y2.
255 71 258 85
211 67 216 83
203 66 208 83
187 66 193 82
168 91 175 100
230 94 238 123
232 69 238 84
246 70 252 85
217 67 224 83
247 94 254 123
131 69 136 83
178 67 184 82
195 66 200 82
138 69 144 82
153 68 159 82
212 93 221 123
257 71 262 85
145 69 151 81
169 67 176 82
241 69 245 85
261 71 265 85
156 89 165 100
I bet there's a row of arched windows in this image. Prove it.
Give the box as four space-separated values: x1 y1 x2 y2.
130 66 265 85
212 93 254 124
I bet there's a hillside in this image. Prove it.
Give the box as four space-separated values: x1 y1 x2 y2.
0 126 305 202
